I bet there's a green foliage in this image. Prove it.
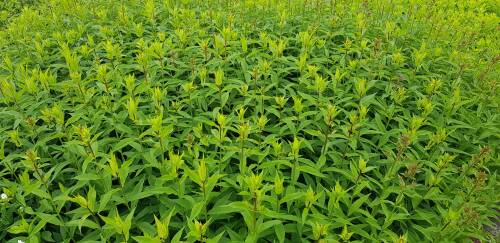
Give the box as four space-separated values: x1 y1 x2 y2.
0 0 499 242
0 0 40 27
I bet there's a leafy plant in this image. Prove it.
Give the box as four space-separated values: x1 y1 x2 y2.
0 0 498 242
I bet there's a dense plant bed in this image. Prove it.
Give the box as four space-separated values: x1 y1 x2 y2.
0 0 498 242
0 0 40 27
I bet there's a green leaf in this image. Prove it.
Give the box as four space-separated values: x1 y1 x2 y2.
275 223 285 243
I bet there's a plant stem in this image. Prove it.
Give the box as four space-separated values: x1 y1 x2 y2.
86 141 96 158
33 163 65 225
202 180 208 220
252 192 257 233
276 194 280 212
240 139 245 174
292 156 298 187
159 134 165 164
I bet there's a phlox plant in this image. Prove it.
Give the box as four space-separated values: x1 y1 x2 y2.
0 0 498 242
